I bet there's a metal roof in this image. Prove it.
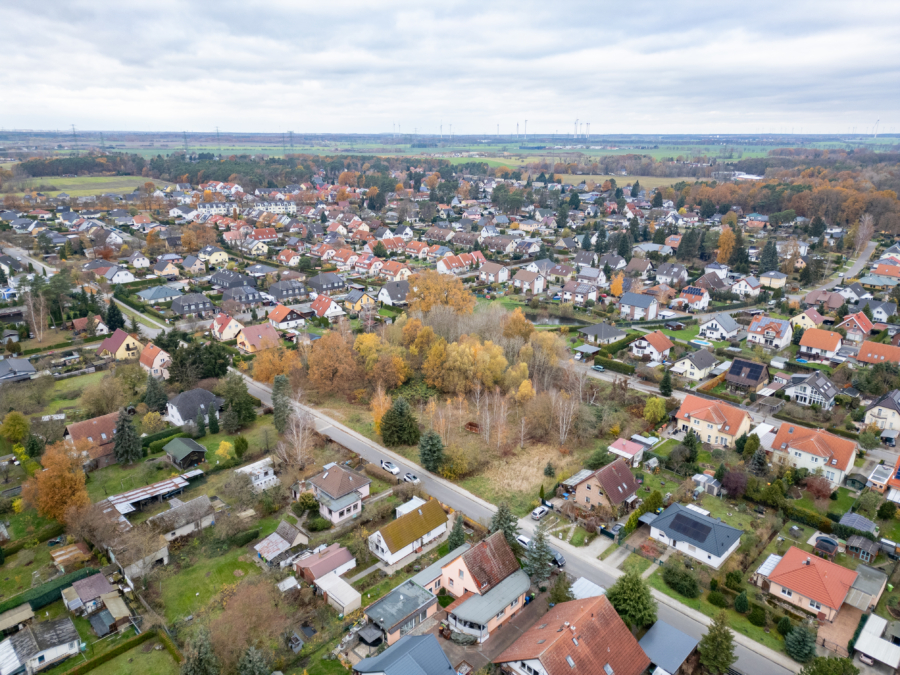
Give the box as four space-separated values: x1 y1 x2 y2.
652 503 742 557
561 469 594 488
855 615 900 668
410 543 471 588
448 570 530 625
107 476 189 514
639 621 699 675
366 580 435 631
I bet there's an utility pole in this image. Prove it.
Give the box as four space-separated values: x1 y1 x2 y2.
216 126 221 155
282 133 286 156
524 120 527 141
71 124 77 148
289 130 294 150
183 131 189 153
99 132 105 151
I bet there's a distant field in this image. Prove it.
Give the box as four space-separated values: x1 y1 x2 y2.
557 174 699 189
10 176 171 196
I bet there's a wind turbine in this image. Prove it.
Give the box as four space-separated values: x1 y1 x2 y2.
874 119 880 138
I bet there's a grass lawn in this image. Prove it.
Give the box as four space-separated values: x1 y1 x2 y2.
115 301 164 330
790 487 856 515
17 327 79 353
89 640 179 675
647 569 786 653
296 640 351 675
159 547 258 623
570 527 589 547
6 508 57 542
355 567 418 606
368 476 393 496
51 371 107 397
622 553 653 575
194 417 278 462
599 545 619 561
0 544 55 602
661 325 700 342
652 439 680 457
11 176 172 197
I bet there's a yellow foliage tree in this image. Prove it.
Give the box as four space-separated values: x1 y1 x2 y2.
610 272 624 297
252 343 300 383
410 325 436 356
422 339 448 390
407 270 475 315
504 361 529 393
216 441 233 460
515 379 535 404
424 173 440 190
22 441 91 523
472 340 508 388
722 212 738 227
717 227 735 263
503 308 535 341
354 333 384 371
370 386 392 435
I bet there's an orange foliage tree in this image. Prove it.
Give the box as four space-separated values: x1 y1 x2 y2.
717 227 735 263
22 440 92 523
307 332 361 397
407 270 475 314
610 272 624 297
252 342 300 383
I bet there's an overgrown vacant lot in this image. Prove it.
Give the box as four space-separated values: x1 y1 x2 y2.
11 176 171 196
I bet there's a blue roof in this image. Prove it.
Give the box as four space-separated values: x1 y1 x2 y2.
354 635 455 675
652 503 742 557
639 621 699 674
137 285 183 301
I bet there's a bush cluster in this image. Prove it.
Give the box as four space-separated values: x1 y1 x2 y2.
662 564 700 598
707 591 729 608
307 517 333 532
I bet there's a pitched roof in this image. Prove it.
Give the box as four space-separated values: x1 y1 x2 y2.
578 323 626 340
377 500 447 554
98 328 134 355
771 424 856 472
799 328 842 352
702 313 739 333
726 358 768 386
295 543 355 580
309 464 371 500
239 323 281 349
857 340 900 365
679 349 718 371
355 635 455 675
148 495 214 533
768 546 857 610
620 292 655 309
139 342 168 368
494 595 649 675
640 330 674 353
594 458 639 505
675 394 749 436
268 304 296 323
168 388 222 421
65 412 118 454
72 573 114 603
310 294 338 317
748 315 791 338
801 308 825 325
460 531 519 592
72 315 103 332
164 437 208 462
652 502 742 557
838 312 874 334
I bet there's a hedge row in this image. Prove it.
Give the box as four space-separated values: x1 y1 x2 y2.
114 294 167 322
148 432 189 455
782 503 833 533
598 333 642 357
826 426 860 440
0 567 98 615
61 630 155 675
849 612 869 653
141 427 183 448
229 528 260 548
21 334 106 356
156 628 183 663
591 355 635 375
832 522 876 542
2 522 66 558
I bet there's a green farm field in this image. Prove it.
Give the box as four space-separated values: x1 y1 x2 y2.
11 176 171 197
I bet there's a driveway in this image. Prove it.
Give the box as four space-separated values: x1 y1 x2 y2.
817 604 860 655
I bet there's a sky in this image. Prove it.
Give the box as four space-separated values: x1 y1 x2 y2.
3 0 900 135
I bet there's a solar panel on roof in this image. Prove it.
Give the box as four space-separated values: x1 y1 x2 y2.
670 513 711 541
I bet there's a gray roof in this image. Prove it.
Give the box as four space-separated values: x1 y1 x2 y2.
652 503 742 557
868 390 900 415
137 285 183 301
449 569 530 625
578 323 626 341
366 580 436 632
410 543 471 587
71 574 114 603
657 262 687 278
245 263 277 276
852 563 888 596
0 358 35 380
8 616 79 664
380 280 409 302
839 512 877 534
269 279 306 297
168 389 222 421
211 270 256 288
761 270 788 279
639 621 699 674
354 635 455 675
789 372 839 400
679 350 718 371
171 293 213 313
183 255 201 268
163 437 208 462
703 313 739 333
620 292 655 309
149 495 213 532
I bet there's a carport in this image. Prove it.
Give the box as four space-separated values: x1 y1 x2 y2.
881 429 899 447
854 615 900 670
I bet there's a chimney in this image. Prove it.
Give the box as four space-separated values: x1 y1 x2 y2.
806 557 811 565
570 625 576 632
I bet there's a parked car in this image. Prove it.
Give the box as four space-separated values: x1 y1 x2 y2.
591 365 605 372
516 535 531 548
610 523 624 537
515 535 566 568
402 472 420 484
380 460 399 475
531 506 549 520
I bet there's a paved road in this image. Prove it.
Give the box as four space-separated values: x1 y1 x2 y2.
237 371 797 675
4 246 57 277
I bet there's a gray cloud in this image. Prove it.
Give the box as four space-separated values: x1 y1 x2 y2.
3 0 899 134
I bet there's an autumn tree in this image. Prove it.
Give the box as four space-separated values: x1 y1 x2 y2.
407 270 475 314
717 227 735 263
610 272 624 297
82 377 125 417
370 385 391 434
503 308 535 341
308 331 361 397
22 440 91 522
182 223 217 253
181 626 219 675
1 411 29 444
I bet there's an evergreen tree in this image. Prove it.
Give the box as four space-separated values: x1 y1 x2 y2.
810 216 827 237
544 461 555 478
237 646 268 675
799 264 813 285
129 314 144 339
447 514 465 550
272 374 291 434
698 610 737 675
24 434 44 459
785 626 817 663
105 301 125 331
750 448 768 477
208 407 219 434
631 181 641 198
234 435 248 459
714 463 726 483
581 233 591 250
195 411 206 437
734 590 749 613
799 657 859 675
143 374 168 412
489 502 519 548
734 433 748 456
793 326 806 345
549 571 575 604
594 228 607 254
759 239 779 273
180 627 219 675
418 430 444 472
606 570 657 634
616 232 631 261
219 373 256 428
652 190 663 208
862 304 874 321
523 521 554 585
659 369 672 396
728 227 750 273
113 409 141 465
0 546 4 565
380 398 420 446
777 616 793 637
221 404 241 435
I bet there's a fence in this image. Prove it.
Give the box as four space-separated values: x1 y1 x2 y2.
620 542 668 566
53 367 97 380
816 636 849 658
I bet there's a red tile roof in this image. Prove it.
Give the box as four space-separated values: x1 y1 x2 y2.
594 458 639 505
139 342 168 368
799 328 842 352
98 328 133 355
857 340 900 365
461 531 519 593
641 330 674 353
838 312 873 334
310 295 338 317
72 315 103 332
771 425 855 472
238 323 280 350
676 394 749 436
65 412 118 458
768 546 857 610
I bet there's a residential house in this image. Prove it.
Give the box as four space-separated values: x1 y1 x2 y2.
0 617 80 675
171 293 215 317
211 270 256 290
478 262 509 284
139 343 170 380
784 372 839 410
123 252 150 269
198 246 228 265
354 635 455 675
865 390 900 431
608 438 646 467
152 260 180 279
268 304 305 330
763 546 857 621
181 256 205 275
836 312 873 344
210 313 244 341
97 329 142 361
64 412 118 471
578 323 626 346
704 262 729 279
769 425 855 487
163 437 208 470
344 290 377 313
525 259 555 277
725 358 769 394
630 330 674 361
567 459 640 515
493 595 649 675
136 285 182 303
254 520 308 566
236 323 281 353
306 272 345 296
856 341 900 365
599 253 627 271
378 281 409 307
792 308 826 331
699 313 740 341
650 503 742 569
560 281 597 306
760 270 788 289
576 266 605 286
619 292 658 320
694 271 729 293
363 580 439 647
747 316 792 350
308 464 371 525
310 294 345 319
166 389 222 427
837 282 872 304
571 250 598 268
804 290 845 312
68 574 114 615
222 286 263 308
379 260 411 282
149 495 216 542
276 249 302 267
354 254 384 276
99 266 135 284
624 258 653 280
269 279 307 304
368 499 448 566
670 350 718 382
236 457 280 492
675 394 752 447
798 329 843 360
71 315 107 336
547 264 575 284
674 286 709 311
294 544 356 583
656 263 688 287
731 276 761 297
511 270 545 295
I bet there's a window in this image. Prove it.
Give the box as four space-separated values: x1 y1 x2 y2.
781 588 793 598
809 600 821 611
459 570 464 579
495 608 506 620
511 597 519 607
449 578 454 587
586 484 591 491
585 497 591 504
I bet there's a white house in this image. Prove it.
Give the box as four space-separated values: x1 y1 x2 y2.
670 350 718 382
478 262 509 284
704 262 729 279
674 286 709 312
102 266 135 284
268 304 305 330
511 270 545 295
650 503 742 569
124 252 151 268
798 328 843 361
731 276 761 298
619 292 658 320
768 425 854 488
630 330 674 362
368 500 448 566
747 316 792 351
699 314 740 341
0 617 80 675
783 372 839 411
148 495 216 542
236 457 280 492
166 389 221 427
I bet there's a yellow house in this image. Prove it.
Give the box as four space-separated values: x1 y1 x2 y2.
152 260 180 277
198 247 229 265
240 241 268 256
791 308 825 331
760 271 787 289
97 328 143 361
344 290 376 313
675 394 752 448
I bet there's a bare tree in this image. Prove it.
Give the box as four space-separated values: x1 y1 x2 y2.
550 390 578 445
359 304 378 333
490 388 509 452
857 214 875 255
23 290 47 343
276 398 314 468
471 380 483 417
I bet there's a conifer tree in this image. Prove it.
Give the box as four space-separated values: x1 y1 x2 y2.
698 610 737 674
113 409 141 465
208 407 219 434
734 590 749 613
105 301 125 331
523 520 553 584
221 404 241 434
659 369 672 396
143 374 168 412
750 447 768 477
234 435 248 460
447 514 465 550
548 572 575 604
380 398 420 446
489 502 519 548
418 430 444 472
759 238 779 273
237 646 268 675
606 570 657 634
195 411 206 437
785 626 817 663
714 462 726 483
181 627 219 675
272 374 290 434
24 434 44 459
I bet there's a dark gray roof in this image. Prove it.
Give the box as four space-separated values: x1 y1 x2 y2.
10 617 79 662
306 272 345 290
0 358 36 380
269 279 306 298
366 580 436 632
680 350 718 371
354 635 455 675
137 285 182 302
245 263 277 276
171 293 213 314
211 270 256 288
839 512 877 534
620 292 655 308
578 323 626 340
867 390 900 415
857 298 897 316
380 280 409 303
222 286 261 303
652 503 742 557
168 389 222 421
789 372 839 400
639 621 699 674
657 262 687 278
149 495 213 532
703 313 739 333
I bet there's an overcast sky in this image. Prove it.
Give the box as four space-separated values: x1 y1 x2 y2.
4 0 899 135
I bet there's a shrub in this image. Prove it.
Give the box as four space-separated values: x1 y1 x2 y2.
777 616 793 637
725 570 743 591
708 591 729 608
307 517 333 532
662 564 700 598
748 605 766 626
148 432 188 454
228 529 260 548
709 578 719 591
734 590 749 614
293 492 318 515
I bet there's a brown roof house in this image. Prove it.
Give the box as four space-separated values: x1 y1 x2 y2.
368 499 448 566
725 358 769 393
562 458 641 517
494 595 649 675
64 412 118 471
307 463 371 525
294 543 356 583
236 323 281 354
71 315 108 336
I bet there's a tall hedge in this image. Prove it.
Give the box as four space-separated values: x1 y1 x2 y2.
0 567 98 615
598 333 642 357
592 355 635 375
141 427 184 448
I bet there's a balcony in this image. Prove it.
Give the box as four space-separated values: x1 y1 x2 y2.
447 615 487 642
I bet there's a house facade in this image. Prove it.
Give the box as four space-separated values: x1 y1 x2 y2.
619 292 658 320
308 464 371 525
650 503 742 569
769 425 855 487
368 500 448 566
747 316 792 350
699 313 740 341
670 350 718 381
798 328 842 360
675 395 751 448
630 330 674 361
